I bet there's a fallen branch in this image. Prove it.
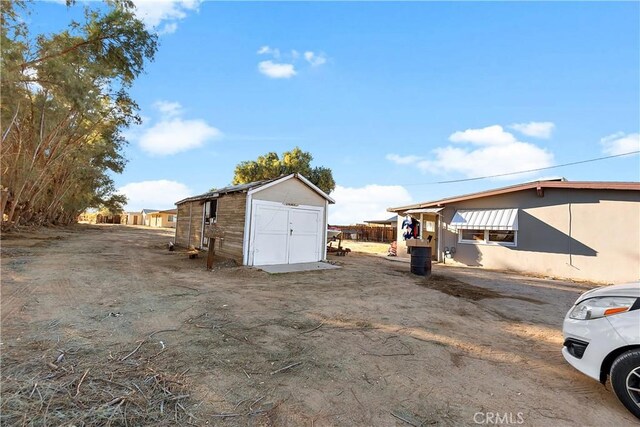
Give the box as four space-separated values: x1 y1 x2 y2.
270 362 302 375
74 369 89 397
121 341 145 361
211 412 242 418
362 352 414 357
390 411 422 427
300 321 325 335
148 329 179 338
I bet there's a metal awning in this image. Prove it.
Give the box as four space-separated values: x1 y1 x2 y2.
450 209 519 230
405 207 444 214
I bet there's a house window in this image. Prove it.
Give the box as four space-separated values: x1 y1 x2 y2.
459 229 517 247
167 215 175 222
488 230 515 244
460 229 485 243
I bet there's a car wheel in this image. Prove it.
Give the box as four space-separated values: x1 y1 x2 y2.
610 349 640 419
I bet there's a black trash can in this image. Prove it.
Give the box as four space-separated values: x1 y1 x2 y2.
410 246 432 276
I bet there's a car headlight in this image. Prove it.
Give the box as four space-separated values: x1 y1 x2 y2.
569 297 637 320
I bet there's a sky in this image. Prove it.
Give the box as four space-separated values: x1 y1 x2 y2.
31 1 640 224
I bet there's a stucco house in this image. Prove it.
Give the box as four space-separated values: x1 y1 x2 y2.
144 209 177 228
174 173 335 266
124 211 143 225
388 180 640 283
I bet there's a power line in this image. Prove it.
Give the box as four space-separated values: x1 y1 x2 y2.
403 150 640 186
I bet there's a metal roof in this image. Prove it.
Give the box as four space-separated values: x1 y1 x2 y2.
405 207 444 214
364 215 398 225
388 181 640 212
175 173 335 205
175 178 278 205
450 209 519 231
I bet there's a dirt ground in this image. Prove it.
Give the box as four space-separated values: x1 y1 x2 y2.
1 225 637 426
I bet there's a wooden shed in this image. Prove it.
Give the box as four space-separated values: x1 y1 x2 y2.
174 173 335 266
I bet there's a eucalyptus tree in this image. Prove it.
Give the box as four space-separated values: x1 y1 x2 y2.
1 0 157 227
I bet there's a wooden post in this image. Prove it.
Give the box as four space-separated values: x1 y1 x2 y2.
207 238 216 270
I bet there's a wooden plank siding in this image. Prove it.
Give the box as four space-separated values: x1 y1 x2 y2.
175 201 204 249
211 192 247 263
175 192 247 263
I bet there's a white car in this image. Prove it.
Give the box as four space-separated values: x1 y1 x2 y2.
563 282 640 419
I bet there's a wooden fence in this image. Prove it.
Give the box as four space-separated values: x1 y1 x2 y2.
330 224 396 243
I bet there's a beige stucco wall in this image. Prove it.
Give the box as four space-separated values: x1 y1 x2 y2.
148 213 176 228
422 188 639 283
252 178 325 207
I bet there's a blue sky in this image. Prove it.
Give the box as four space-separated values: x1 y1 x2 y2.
33 1 639 223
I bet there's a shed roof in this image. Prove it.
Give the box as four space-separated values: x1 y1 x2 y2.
364 215 398 225
146 209 177 215
388 180 640 212
176 173 335 205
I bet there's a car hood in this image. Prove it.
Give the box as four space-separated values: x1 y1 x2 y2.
576 282 640 304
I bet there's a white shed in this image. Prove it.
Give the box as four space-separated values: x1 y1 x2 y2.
175 173 335 266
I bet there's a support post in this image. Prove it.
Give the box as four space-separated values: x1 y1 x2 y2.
206 238 216 270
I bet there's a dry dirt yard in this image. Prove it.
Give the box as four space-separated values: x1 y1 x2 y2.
1 225 637 426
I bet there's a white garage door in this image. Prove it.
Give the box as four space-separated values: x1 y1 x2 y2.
251 201 323 266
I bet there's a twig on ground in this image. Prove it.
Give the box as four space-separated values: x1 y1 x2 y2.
148 329 179 338
234 398 249 411
242 368 251 379
362 352 414 357
390 411 422 427
300 321 325 334
350 388 364 409
270 361 302 375
121 341 145 361
249 395 264 410
29 382 38 398
211 412 242 418
74 369 90 397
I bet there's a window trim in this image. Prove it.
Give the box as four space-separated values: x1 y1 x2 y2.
458 229 517 247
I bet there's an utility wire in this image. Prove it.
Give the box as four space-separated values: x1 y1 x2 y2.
402 150 640 186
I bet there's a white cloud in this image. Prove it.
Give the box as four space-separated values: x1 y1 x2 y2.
256 46 327 78
132 0 200 33
416 142 553 178
510 121 555 139
258 60 297 79
139 118 221 155
257 45 280 58
600 132 640 156
328 184 412 225
386 154 423 165
118 180 191 211
388 124 554 180
22 67 42 92
449 125 517 146
133 100 221 155
304 51 327 67
158 22 178 35
153 100 183 117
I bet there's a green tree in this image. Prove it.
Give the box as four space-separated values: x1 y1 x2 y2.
232 147 336 194
1 0 157 228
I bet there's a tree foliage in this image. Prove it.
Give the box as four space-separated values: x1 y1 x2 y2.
232 147 336 194
1 0 157 228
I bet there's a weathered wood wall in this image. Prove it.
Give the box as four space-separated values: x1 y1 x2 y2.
175 201 204 248
211 192 246 263
176 192 247 262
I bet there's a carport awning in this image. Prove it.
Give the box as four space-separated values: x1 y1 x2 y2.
450 209 519 230
405 207 443 214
